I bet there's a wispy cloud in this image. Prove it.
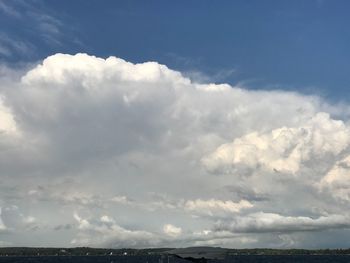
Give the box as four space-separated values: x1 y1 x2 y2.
0 34 33 58
0 0 80 60
0 0 21 18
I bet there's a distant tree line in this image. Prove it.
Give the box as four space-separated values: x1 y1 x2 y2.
0 247 170 256
1 247 350 257
227 248 350 255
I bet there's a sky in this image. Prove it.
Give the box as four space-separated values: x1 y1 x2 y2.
1 0 350 249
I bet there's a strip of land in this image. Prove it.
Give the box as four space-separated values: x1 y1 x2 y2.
0 247 350 256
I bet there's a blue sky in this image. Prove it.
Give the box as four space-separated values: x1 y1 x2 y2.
2 0 350 100
3 0 350 249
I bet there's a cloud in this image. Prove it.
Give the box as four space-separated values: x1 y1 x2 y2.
184 199 253 215
0 97 18 135
0 34 33 58
202 112 350 175
0 205 38 232
26 180 103 206
110 195 133 205
72 213 160 248
163 224 182 237
0 0 82 61
0 208 8 232
214 212 350 233
0 0 21 18
109 194 253 218
318 155 350 201
1 53 350 247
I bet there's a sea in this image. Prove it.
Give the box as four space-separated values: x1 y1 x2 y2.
1 255 350 263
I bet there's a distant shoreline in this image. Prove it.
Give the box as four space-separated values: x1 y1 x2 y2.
1 247 350 257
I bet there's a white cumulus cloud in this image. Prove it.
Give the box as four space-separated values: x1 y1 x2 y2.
202 112 350 175
0 53 350 248
163 224 182 237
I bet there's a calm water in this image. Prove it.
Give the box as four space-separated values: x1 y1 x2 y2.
1 255 350 263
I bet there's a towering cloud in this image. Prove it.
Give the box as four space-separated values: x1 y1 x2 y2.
202 112 350 175
0 53 350 248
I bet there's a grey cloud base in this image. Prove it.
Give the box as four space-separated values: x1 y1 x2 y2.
0 53 350 248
